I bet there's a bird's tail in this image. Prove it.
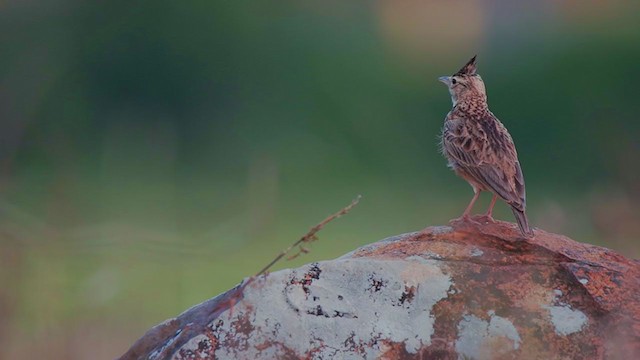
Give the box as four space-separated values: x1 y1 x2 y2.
510 206 534 238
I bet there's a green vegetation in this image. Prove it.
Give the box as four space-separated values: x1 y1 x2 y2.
0 2 638 358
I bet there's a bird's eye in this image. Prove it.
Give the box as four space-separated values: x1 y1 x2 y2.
451 78 457 84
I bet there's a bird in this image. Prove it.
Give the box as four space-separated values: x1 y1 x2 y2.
438 55 534 237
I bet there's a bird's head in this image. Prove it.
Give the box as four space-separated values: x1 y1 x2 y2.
438 55 487 107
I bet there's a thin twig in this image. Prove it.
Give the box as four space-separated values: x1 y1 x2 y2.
228 196 360 318
252 195 361 281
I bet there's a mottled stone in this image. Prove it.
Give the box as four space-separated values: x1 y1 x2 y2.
120 220 640 360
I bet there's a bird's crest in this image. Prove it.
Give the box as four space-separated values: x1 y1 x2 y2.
455 55 477 76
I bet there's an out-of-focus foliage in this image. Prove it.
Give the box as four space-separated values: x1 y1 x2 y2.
0 1 639 358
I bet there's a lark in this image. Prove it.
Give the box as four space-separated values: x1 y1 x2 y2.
438 55 534 237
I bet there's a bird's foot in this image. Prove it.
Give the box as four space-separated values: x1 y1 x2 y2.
449 215 483 226
472 214 496 224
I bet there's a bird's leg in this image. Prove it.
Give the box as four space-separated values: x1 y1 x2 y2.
475 194 497 223
462 190 480 218
450 190 481 224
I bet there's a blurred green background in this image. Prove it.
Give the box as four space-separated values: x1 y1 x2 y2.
1 1 639 358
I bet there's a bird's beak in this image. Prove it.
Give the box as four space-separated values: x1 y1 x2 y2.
438 76 451 85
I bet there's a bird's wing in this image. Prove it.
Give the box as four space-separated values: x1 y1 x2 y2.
443 117 526 209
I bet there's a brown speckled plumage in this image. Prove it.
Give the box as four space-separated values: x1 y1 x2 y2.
439 56 533 237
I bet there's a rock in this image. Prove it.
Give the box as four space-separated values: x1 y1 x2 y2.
119 221 640 360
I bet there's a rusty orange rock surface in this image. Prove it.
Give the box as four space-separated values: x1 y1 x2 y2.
120 221 640 359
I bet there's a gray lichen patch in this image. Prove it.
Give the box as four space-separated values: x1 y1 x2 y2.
182 258 452 359
430 226 454 234
470 248 484 257
545 304 588 336
455 312 522 360
406 253 443 262
543 288 589 336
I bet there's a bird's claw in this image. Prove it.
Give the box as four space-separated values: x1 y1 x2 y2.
449 215 483 226
472 214 496 224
